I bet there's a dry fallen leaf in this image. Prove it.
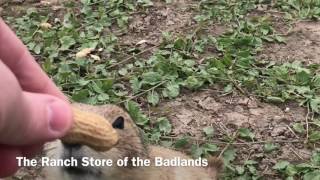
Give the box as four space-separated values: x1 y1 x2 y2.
40 1 51 5
136 39 148 45
76 48 94 58
40 22 52 29
90 54 101 61
40 0 60 5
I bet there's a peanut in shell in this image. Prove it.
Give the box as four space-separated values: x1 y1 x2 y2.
61 108 119 151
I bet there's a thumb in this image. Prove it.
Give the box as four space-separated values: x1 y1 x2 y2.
0 92 73 145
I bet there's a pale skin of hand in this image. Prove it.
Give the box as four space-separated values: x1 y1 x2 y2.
0 18 73 177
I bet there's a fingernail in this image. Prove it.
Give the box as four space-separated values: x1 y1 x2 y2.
47 99 72 135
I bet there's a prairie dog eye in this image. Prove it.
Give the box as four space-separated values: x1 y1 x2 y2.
112 116 125 129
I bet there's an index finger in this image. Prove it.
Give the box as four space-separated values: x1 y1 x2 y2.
0 18 66 100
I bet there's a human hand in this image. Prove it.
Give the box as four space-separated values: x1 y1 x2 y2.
0 18 73 177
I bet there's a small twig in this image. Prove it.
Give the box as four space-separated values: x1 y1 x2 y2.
261 172 278 176
305 105 310 143
262 166 270 176
24 26 40 44
117 81 167 104
226 74 252 99
264 9 287 15
286 125 299 139
244 150 253 162
189 24 204 51
230 79 246 95
106 45 159 70
289 147 304 160
214 122 231 138
147 103 151 120
218 131 238 158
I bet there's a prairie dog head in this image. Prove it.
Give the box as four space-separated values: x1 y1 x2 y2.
45 103 147 180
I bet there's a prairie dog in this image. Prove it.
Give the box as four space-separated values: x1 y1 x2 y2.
44 104 223 180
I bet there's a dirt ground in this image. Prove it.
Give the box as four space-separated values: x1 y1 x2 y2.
3 0 320 179
124 2 319 178
154 91 309 178
262 20 320 65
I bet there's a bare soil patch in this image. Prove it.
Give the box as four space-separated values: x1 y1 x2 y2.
120 1 195 46
150 90 310 179
261 20 320 64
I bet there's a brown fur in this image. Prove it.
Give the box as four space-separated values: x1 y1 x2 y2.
44 103 223 180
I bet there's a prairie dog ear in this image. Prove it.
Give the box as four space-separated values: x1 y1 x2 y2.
112 116 125 129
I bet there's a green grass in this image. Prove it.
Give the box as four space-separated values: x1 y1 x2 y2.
4 0 320 179
275 0 320 20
